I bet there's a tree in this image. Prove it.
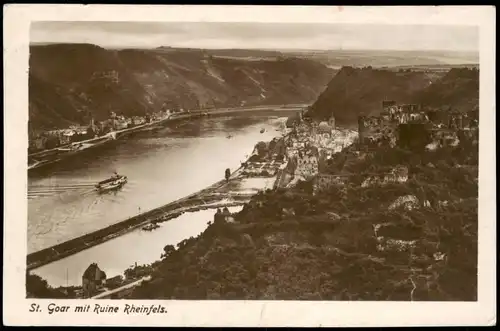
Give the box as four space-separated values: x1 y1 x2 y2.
162 245 176 259
26 272 66 298
255 141 268 157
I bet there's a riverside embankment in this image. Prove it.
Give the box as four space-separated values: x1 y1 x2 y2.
28 104 305 170
27 166 249 271
28 126 289 271
28 110 294 254
29 115 292 248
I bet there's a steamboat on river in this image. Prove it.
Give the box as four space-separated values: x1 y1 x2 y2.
95 172 128 193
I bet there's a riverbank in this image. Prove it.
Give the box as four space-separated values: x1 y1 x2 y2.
28 125 289 297
27 166 247 271
28 119 478 300
28 206 248 297
28 104 305 171
28 121 168 171
27 128 290 270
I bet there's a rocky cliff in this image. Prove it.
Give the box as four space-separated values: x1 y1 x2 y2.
29 44 334 130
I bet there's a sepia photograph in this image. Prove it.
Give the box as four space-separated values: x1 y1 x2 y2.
3 4 496 327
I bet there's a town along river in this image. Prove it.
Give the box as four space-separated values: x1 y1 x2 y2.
28 114 286 257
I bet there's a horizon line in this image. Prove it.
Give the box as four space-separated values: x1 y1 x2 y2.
29 41 479 54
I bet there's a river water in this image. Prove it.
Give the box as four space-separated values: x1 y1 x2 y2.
28 114 286 255
32 206 244 287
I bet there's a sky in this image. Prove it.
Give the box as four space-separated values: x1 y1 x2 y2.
30 22 479 52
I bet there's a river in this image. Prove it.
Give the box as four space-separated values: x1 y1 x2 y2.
28 114 286 255
32 206 244 287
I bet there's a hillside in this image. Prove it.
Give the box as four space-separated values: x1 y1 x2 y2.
411 67 479 112
308 66 434 124
124 143 478 301
29 44 334 130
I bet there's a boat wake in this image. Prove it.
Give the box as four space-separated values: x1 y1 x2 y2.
28 183 98 200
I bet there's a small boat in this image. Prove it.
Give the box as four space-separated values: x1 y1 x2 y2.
142 223 160 231
95 172 127 193
260 128 266 133
226 134 233 139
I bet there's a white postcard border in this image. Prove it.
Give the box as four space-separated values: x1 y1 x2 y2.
3 5 496 327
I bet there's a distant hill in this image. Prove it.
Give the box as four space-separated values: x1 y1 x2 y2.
411 67 479 112
308 66 435 124
385 63 479 71
29 44 480 131
156 47 284 59
139 47 480 68
281 49 479 69
308 65 480 125
29 43 334 130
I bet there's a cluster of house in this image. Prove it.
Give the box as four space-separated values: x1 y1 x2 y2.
277 106 407 193
97 110 172 134
283 111 358 185
214 207 235 223
381 101 428 124
29 109 172 153
358 101 479 150
242 161 284 177
307 101 478 195
29 123 97 152
96 111 150 133
291 145 320 181
272 100 478 197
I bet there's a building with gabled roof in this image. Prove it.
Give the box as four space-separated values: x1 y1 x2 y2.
82 263 107 298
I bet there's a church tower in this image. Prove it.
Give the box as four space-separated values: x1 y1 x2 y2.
328 113 336 129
